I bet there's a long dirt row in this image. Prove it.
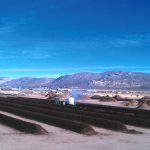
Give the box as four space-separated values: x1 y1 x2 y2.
77 103 150 117
0 100 129 132
8 96 150 118
4 96 149 119
0 104 97 135
0 97 150 129
0 113 48 134
16 98 150 120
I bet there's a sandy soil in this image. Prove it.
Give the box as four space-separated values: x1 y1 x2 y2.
94 92 150 99
0 111 150 150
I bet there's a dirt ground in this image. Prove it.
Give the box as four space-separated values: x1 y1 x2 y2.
0 111 150 150
94 92 150 99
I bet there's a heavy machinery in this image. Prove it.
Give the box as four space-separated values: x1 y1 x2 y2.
46 90 75 105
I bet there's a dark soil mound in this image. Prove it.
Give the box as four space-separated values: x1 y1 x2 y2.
0 113 48 134
113 95 123 100
91 95 117 102
99 96 117 102
137 99 150 110
0 103 96 135
90 95 101 99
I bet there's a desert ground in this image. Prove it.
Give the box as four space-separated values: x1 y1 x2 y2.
94 91 150 99
0 90 150 150
0 111 150 150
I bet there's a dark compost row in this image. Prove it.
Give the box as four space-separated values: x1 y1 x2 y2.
0 97 150 129
0 113 48 134
0 101 96 135
0 100 128 132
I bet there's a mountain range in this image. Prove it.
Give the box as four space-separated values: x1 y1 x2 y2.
0 71 150 90
0 77 12 85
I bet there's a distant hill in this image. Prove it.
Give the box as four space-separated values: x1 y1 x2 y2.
88 71 150 90
0 77 12 84
50 71 150 90
1 71 150 90
1 77 54 89
50 72 101 88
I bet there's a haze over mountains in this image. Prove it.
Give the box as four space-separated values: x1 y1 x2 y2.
0 71 150 90
0 78 12 84
0 77 54 89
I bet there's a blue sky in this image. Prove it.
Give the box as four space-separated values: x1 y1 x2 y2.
0 0 150 78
